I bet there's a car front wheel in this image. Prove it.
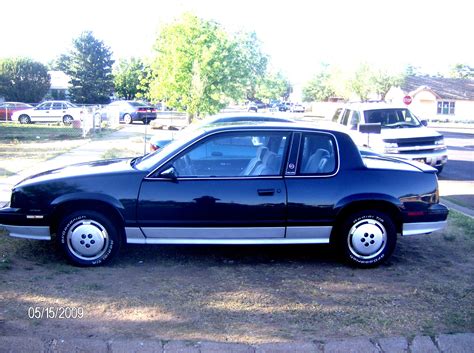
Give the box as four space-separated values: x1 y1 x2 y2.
19 114 31 124
58 210 121 266
338 210 397 267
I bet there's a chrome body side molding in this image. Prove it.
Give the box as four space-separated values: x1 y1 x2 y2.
141 227 285 239
125 226 331 244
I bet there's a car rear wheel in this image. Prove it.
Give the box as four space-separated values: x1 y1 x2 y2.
19 114 31 124
58 210 121 267
338 210 397 267
124 114 133 124
436 166 444 174
63 115 74 125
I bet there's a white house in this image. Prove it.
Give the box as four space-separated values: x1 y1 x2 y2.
385 76 474 121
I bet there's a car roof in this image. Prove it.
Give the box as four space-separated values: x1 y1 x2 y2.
198 118 348 135
205 112 295 123
343 102 409 111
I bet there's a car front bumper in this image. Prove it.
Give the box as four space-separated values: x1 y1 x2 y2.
0 206 51 240
386 148 448 167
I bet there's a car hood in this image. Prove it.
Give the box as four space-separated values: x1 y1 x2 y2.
17 158 137 187
380 126 441 140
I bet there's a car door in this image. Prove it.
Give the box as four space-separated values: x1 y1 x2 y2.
50 102 65 122
284 131 340 242
137 130 290 239
31 102 52 122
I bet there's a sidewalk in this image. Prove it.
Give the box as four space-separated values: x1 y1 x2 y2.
1 332 473 352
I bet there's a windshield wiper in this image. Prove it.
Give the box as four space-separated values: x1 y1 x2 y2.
384 122 418 128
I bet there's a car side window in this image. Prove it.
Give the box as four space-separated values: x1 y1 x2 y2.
37 103 51 110
52 102 63 110
332 108 342 122
349 111 360 129
340 109 351 126
298 133 337 175
170 131 289 178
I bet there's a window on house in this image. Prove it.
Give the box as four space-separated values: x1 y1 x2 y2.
437 101 455 115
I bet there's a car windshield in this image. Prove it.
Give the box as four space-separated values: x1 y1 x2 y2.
129 101 147 107
364 108 421 128
135 128 205 171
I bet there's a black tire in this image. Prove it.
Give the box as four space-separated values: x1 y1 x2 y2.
337 210 397 267
57 210 121 267
19 114 31 124
143 119 151 125
63 115 74 125
124 114 133 124
436 165 444 174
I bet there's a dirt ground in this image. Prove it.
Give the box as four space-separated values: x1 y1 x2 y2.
0 212 473 344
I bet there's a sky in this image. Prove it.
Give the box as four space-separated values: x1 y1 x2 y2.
1 0 473 85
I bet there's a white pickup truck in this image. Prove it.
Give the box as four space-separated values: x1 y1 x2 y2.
332 102 448 173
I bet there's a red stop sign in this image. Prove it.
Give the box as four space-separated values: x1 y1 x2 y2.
403 95 412 105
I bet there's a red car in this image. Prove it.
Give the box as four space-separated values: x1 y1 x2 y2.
0 102 33 121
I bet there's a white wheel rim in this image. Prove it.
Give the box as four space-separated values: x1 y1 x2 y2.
348 218 387 260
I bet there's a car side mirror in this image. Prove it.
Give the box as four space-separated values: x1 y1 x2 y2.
421 120 428 127
159 166 178 180
359 123 382 134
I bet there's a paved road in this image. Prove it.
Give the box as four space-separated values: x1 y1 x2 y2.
432 128 474 210
436 130 474 181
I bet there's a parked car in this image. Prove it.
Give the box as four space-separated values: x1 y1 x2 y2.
11 101 83 125
247 101 267 112
272 102 290 112
333 102 448 173
95 101 157 124
149 113 295 151
0 102 33 121
0 119 448 267
290 103 305 113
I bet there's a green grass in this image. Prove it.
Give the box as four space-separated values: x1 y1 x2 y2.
449 210 474 240
0 123 83 141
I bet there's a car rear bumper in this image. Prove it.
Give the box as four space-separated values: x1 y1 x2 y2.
401 203 449 235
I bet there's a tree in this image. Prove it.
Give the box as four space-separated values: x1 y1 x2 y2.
57 31 114 104
149 13 268 122
302 64 336 102
255 71 292 101
450 63 474 79
114 58 146 100
370 69 405 100
0 57 50 102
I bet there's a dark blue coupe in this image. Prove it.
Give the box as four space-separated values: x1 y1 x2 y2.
0 120 448 267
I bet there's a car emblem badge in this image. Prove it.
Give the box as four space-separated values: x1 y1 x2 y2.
289 163 295 170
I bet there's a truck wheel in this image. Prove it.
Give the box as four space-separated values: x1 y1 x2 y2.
57 210 121 267
338 210 397 267
436 166 444 174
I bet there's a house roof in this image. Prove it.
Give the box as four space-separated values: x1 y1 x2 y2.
402 76 474 101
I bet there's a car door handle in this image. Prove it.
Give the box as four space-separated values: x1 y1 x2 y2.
257 188 275 196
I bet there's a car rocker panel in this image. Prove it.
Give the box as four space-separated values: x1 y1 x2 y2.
0 121 448 267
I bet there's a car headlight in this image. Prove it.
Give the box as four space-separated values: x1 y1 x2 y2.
435 138 445 146
384 142 398 154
